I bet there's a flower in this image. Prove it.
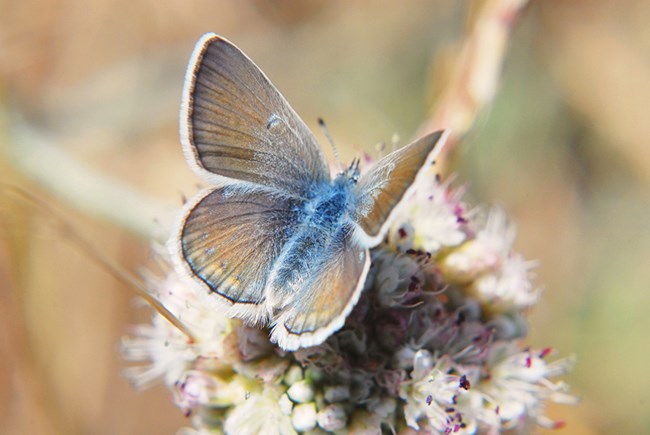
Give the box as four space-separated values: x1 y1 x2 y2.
400 352 469 432
390 174 468 253
474 343 577 430
122 175 574 434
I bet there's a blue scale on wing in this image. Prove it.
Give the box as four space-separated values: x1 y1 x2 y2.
267 183 354 324
269 229 332 310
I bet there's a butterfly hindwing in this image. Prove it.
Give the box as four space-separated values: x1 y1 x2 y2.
181 33 330 197
172 185 301 323
352 130 448 246
270 228 370 350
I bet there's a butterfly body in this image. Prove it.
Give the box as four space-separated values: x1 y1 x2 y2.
265 169 361 310
171 33 448 350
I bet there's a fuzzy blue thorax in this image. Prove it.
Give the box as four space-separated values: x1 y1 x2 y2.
304 161 359 230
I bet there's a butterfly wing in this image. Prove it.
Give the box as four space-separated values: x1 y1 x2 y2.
270 229 370 350
181 33 330 197
352 130 449 247
170 185 302 323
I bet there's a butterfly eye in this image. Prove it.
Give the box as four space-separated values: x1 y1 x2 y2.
345 158 360 183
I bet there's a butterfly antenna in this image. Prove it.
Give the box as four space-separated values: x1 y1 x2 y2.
3 185 197 343
318 118 343 173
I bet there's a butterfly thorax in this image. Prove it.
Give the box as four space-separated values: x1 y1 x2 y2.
303 172 358 230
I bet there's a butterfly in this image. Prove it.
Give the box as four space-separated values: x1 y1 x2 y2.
169 33 448 351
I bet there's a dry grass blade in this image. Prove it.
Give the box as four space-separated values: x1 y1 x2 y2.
2 185 196 343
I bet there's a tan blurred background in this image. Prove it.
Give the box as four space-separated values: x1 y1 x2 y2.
1 0 648 433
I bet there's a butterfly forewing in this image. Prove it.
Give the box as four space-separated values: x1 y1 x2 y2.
174 185 301 323
182 33 330 197
352 130 448 245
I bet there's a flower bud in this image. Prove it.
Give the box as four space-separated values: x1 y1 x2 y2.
292 403 317 432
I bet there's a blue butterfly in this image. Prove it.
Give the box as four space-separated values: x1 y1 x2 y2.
170 33 448 350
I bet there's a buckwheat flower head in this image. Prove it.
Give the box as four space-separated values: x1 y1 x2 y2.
122 174 575 434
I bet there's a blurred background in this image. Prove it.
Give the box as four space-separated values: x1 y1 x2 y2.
1 0 648 433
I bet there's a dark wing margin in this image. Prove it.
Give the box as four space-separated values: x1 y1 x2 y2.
170 185 301 324
352 130 449 247
180 33 330 197
270 229 370 350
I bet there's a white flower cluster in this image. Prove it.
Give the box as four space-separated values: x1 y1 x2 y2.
122 174 575 434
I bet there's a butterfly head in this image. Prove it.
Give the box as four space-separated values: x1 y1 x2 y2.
340 158 361 184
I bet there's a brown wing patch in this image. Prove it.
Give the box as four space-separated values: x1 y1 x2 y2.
178 186 300 311
182 34 329 196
